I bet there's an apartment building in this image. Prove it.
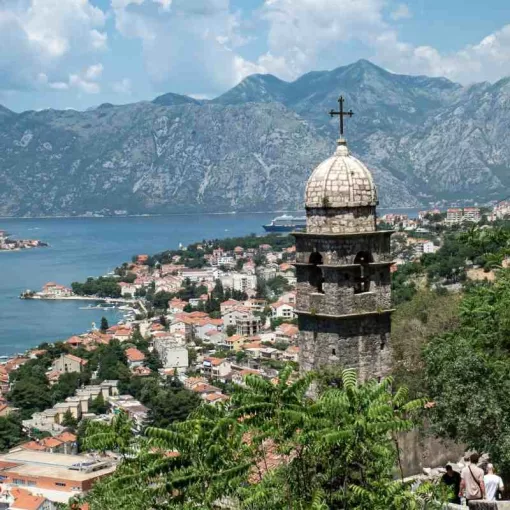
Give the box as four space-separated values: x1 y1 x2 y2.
0 451 116 504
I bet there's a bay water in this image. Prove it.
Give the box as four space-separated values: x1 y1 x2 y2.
0 213 276 355
0 208 419 356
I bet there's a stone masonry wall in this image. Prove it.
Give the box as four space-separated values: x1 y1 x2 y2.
306 206 376 234
298 313 392 381
294 232 392 265
296 265 391 316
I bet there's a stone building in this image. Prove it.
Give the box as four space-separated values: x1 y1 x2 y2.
294 132 393 381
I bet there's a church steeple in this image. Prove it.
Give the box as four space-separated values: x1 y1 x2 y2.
293 96 393 381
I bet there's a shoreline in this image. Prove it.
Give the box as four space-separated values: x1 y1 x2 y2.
20 295 135 303
0 207 427 220
0 210 301 220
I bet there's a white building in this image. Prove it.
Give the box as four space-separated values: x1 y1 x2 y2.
181 268 218 283
119 282 138 297
271 301 296 319
446 208 463 224
220 274 257 293
154 338 189 371
413 240 437 256
41 282 73 298
463 207 481 223
201 357 231 379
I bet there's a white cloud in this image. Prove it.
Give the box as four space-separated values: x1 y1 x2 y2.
255 0 510 85
258 0 386 79
0 0 107 91
111 0 259 95
390 4 411 21
49 81 69 90
69 73 100 94
85 63 103 81
24 0 107 57
112 78 132 94
370 24 510 84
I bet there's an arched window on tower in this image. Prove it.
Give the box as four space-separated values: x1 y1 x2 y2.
308 251 324 294
354 251 373 294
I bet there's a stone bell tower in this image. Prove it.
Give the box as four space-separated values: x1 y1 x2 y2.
294 96 393 381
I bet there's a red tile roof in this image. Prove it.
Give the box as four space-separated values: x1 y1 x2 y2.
64 354 88 366
41 437 63 448
19 441 45 452
205 393 229 403
203 357 225 367
125 347 146 362
10 488 46 510
66 336 83 345
55 431 77 443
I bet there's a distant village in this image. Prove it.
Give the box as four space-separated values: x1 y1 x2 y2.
0 229 46 252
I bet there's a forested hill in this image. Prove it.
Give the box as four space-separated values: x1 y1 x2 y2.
2 59 510 217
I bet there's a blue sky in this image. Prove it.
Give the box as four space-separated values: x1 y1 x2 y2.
1 0 510 112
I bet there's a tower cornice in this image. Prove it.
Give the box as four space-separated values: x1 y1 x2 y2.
292 229 394 238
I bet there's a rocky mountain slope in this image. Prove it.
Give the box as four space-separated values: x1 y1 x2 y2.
1 59 509 217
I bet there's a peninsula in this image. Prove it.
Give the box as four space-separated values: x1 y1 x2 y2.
0 229 47 251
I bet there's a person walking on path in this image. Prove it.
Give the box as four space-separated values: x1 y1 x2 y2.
442 464 461 504
460 453 485 502
484 463 504 501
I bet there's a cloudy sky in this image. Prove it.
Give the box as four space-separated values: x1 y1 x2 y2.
1 0 510 111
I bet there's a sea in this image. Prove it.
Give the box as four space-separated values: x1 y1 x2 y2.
0 209 419 356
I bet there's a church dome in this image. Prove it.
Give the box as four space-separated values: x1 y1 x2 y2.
305 139 378 209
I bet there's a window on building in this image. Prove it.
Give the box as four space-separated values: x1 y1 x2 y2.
13 479 26 486
308 251 324 294
332 348 336 356
354 251 373 294
55 482 67 487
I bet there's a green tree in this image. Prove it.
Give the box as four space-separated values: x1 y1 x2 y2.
82 368 438 510
89 393 109 415
145 350 162 372
424 269 510 475
100 317 109 332
83 411 136 457
0 413 25 452
255 278 267 299
8 379 52 419
226 325 236 337
266 275 292 296
392 289 461 397
96 341 129 382
51 372 85 405
235 350 247 363
187 347 197 367
61 409 78 429
76 418 91 453
211 279 225 301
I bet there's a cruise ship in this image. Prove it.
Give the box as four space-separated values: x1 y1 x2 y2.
263 215 306 233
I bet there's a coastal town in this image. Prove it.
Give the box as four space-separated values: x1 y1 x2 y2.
0 200 507 509
0 229 46 252
5 2 510 505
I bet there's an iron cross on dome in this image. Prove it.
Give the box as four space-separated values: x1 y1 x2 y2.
329 96 354 138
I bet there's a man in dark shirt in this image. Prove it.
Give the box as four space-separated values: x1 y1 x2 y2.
442 464 461 504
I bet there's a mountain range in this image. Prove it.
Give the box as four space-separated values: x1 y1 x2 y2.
1 59 509 217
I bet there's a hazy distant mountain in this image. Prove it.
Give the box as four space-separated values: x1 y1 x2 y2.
0 59 509 217
152 92 200 107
